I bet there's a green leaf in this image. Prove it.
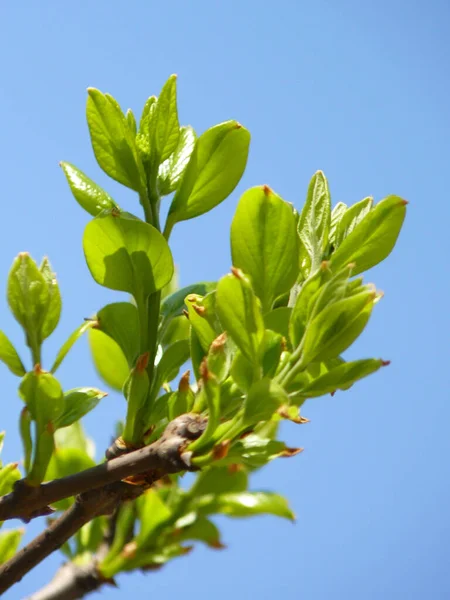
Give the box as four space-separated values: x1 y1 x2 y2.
154 339 190 392
46 447 96 510
264 307 292 341
7 253 49 352
298 171 331 276
51 320 95 373
189 371 221 452
158 126 196 196
166 121 250 231
83 213 174 299
153 74 180 163
136 489 172 548
243 378 288 425
197 491 294 520
177 516 223 549
300 358 385 397
19 370 64 425
216 270 264 365
329 202 347 245
96 302 140 366
289 267 326 348
302 289 377 364
39 257 62 340
0 330 25 376
190 466 248 497
185 295 217 353
88 328 129 391
161 282 216 321
123 366 150 444
231 186 299 312
0 463 21 497
0 529 24 564
330 195 407 275
86 88 145 192
333 197 373 249
54 387 107 429
60 162 119 217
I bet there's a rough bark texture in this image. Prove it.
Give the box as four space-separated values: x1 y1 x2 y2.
0 413 207 597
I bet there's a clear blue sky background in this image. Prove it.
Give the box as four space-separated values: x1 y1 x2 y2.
0 1 449 598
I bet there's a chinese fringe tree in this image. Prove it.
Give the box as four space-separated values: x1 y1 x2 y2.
0 75 406 598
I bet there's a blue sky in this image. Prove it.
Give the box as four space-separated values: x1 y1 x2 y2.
1 1 449 598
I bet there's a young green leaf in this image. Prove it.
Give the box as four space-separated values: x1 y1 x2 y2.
83 212 174 299
165 121 250 233
216 270 264 365
0 530 24 565
301 289 377 364
86 88 145 192
123 361 150 444
60 162 119 217
158 126 196 196
300 358 386 397
243 378 288 425
330 195 407 275
153 74 180 163
7 253 49 355
333 196 373 249
197 491 295 520
51 320 95 373
160 281 216 321
96 302 140 366
329 202 347 245
54 387 107 429
0 330 25 376
88 328 129 391
231 186 299 312
298 171 331 276
39 257 62 341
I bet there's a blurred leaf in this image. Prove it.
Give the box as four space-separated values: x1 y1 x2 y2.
197 491 294 520
51 320 95 373
60 162 119 216
88 328 129 391
216 271 264 365
83 213 174 299
231 186 298 312
264 307 292 342
0 529 24 564
0 330 25 376
86 88 145 192
136 490 172 548
298 171 331 276
330 195 406 275
166 121 250 230
158 126 196 196
54 387 107 429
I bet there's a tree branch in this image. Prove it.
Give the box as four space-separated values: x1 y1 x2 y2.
25 560 113 600
0 413 206 523
0 414 206 596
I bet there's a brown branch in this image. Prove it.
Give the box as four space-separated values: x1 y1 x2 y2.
0 414 206 596
0 413 205 523
25 560 113 600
